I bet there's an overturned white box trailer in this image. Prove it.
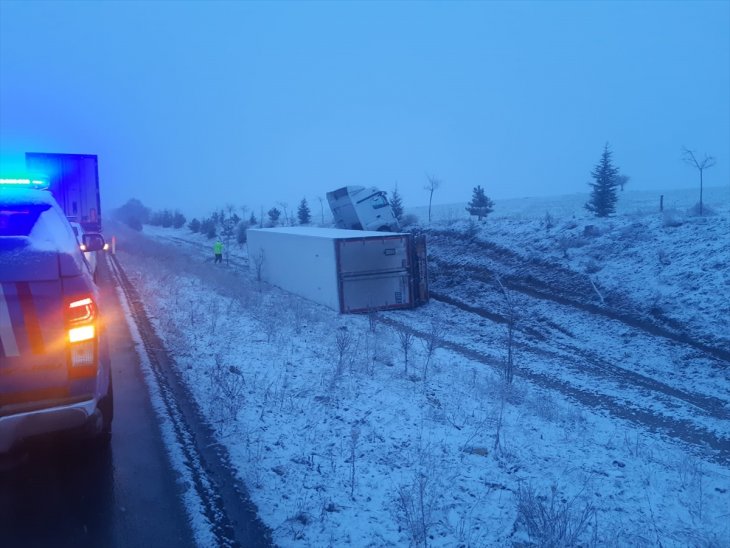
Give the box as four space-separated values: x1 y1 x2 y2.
247 227 428 313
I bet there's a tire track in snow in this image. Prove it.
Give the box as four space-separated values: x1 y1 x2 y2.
427 230 730 363
430 291 730 422
378 314 730 466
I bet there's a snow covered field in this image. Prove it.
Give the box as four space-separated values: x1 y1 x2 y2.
112 186 729 546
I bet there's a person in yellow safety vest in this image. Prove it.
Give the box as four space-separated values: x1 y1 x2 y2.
214 240 223 263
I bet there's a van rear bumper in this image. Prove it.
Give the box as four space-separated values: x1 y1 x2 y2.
0 398 98 453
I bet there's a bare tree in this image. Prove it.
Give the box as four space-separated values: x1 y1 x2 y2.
317 196 325 225
239 204 249 223
220 204 239 264
397 326 414 376
251 249 265 283
682 147 716 216
395 471 436 547
421 319 443 382
616 174 630 191
335 327 353 376
424 175 441 223
349 426 360 499
496 276 516 385
492 275 517 454
277 201 290 225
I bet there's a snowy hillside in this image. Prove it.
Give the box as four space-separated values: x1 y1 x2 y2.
111 186 729 546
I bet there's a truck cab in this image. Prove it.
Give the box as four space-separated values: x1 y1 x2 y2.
326 186 400 232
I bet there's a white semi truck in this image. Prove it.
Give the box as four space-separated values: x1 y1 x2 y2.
326 186 400 232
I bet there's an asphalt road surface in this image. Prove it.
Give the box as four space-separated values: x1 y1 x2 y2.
0 258 196 548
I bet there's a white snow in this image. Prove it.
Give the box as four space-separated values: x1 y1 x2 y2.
113 185 729 547
112 275 218 547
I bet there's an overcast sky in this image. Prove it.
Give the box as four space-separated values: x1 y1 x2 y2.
1 0 728 217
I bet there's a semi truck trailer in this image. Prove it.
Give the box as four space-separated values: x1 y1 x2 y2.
25 152 102 232
247 227 428 313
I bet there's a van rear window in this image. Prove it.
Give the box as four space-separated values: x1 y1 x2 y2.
0 204 51 236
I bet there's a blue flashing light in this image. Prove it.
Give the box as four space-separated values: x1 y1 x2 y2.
0 178 50 189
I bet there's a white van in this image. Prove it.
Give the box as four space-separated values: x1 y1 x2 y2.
326 186 400 232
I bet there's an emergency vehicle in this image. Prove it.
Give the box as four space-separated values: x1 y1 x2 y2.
0 178 113 454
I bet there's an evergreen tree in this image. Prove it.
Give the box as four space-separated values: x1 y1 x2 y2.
220 213 237 245
200 218 216 239
465 185 494 221
217 206 239 262
236 220 248 245
249 212 257 226
172 210 186 229
112 198 150 230
297 197 311 225
390 184 404 220
205 223 217 239
267 207 281 225
160 209 174 228
188 218 201 233
585 143 620 217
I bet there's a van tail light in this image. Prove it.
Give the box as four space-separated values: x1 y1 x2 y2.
66 296 98 374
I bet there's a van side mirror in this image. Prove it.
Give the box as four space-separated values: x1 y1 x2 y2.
82 233 106 252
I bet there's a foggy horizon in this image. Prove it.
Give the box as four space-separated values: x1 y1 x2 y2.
1 0 728 218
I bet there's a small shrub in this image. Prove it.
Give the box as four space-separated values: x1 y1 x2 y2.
531 392 559 422
334 326 353 376
583 259 602 274
209 354 246 425
542 211 555 232
394 471 438 546
516 482 596 547
557 235 588 256
125 216 143 231
583 224 601 237
688 202 717 217
658 249 671 266
400 213 419 228
662 210 683 227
